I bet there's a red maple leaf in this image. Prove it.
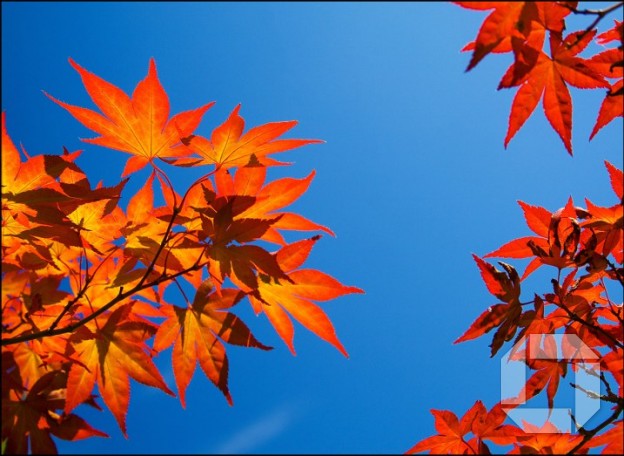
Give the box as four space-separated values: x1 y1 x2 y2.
499 30 609 154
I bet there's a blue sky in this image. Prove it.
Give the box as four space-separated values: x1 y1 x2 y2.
2 2 622 454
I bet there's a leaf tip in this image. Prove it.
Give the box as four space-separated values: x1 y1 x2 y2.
68 57 83 73
145 58 159 81
349 286 365 295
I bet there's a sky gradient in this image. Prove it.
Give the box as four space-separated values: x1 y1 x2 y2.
2 2 623 454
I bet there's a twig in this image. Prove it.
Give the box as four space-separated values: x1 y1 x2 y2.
559 1 624 49
0 260 207 346
566 403 623 454
551 280 624 349
2 204 198 346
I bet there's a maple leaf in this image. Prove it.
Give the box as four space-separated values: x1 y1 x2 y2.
46 59 214 176
248 237 363 356
591 420 623 454
1 114 81 215
456 2 574 64
455 256 522 356
510 334 567 410
581 198 623 258
213 165 335 244
407 400 524 454
601 349 623 398
467 401 524 446
187 186 289 290
513 295 557 345
512 421 587 454
499 30 609 154
456 2 542 70
587 29 623 140
591 79 624 140
471 254 520 303
182 104 323 170
153 280 270 407
66 201 125 255
605 161 623 201
2 370 107 455
597 20 624 46
406 408 473 454
122 173 183 273
486 198 583 279
65 304 174 436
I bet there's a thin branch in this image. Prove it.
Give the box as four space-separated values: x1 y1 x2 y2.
600 370 619 403
561 1 624 17
570 381 612 402
153 165 179 210
600 276 624 326
566 403 623 454
552 280 624 349
0 260 207 346
47 247 119 332
136 205 181 290
605 257 624 287
559 1 624 49
172 277 192 305
2 205 199 346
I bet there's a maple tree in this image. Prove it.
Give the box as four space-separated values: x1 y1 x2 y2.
1 58 363 453
409 2 623 454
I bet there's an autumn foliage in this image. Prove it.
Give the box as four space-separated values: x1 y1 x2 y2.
409 2 623 454
1 59 362 453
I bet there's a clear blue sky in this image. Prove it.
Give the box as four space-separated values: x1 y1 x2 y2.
2 2 622 454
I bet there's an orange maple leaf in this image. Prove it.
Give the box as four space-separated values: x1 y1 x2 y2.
182 104 323 170
46 59 214 177
153 280 271 407
65 304 174 436
2 370 107 454
213 165 335 244
1 113 80 211
248 237 363 356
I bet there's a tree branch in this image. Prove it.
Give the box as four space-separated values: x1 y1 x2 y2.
560 1 624 49
551 279 624 350
1 203 203 347
566 402 623 454
0 259 207 346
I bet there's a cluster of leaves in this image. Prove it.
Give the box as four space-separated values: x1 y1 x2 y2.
409 2 623 454
1 59 362 453
457 1 623 154
409 162 623 454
